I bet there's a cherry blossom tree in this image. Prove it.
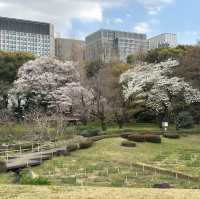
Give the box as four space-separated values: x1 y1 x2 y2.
8 57 92 120
120 60 200 124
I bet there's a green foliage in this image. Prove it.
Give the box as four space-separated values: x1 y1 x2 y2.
0 51 35 109
127 54 135 64
135 110 156 123
177 111 194 129
144 134 162 143
144 45 191 63
0 51 35 83
127 134 146 142
84 60 104 78
20 170 50 185
121 140 136 147
163 133 180 139
80 128 101 137
127 134 161 143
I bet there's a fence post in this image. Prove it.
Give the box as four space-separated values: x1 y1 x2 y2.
176 173 178 179
6 152 8 162
20 145 22 154
32 143 34 152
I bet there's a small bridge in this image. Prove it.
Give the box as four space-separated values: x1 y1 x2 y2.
0 137 93 172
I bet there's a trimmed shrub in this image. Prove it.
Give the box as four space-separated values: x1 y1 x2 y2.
79 139 93 149
127 134 146 142
66 143 78 152
153 183 172 189
163 133 180 139
145 134 161 143
127 134 161 143
0 161 6 173
57 148 70 156
121 140 136 148
80 129 101 137
121 133 132 139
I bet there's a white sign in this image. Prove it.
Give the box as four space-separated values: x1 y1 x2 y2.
162 122 168 127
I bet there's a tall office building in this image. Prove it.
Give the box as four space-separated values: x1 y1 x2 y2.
148 33 177 50
55 38 85 62
86 29 148 63
0 16 55 57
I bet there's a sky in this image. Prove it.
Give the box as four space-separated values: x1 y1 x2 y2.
0 0 199 44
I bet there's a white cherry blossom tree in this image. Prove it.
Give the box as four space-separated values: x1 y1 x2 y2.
9 57 93 119
120 60 200 122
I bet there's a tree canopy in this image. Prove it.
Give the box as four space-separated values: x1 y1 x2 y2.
120 60 200 122
9 57 93 117
144 45 192 63
0 51 35 109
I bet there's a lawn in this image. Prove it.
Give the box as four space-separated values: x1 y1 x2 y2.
0 185 200 199
23 134 200 189
0 123 200 189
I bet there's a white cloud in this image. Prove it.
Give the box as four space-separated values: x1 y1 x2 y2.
185 31 198 37
0 0 122 37
136 0 174 15
133 22 152 34
113 18 124 24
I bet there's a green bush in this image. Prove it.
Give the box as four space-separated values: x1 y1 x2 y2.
121 133 132 139
163 133 180 139
135 111 156 123
176 111 194 129
80 129 101 137
127 134 161 143
121 140 136 147
127 134 146 142
20 170 50 185
79 139 93 149
144 134 161 143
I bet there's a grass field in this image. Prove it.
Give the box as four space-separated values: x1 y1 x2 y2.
0 123 200 189
15 135 198 189
0 185 200 199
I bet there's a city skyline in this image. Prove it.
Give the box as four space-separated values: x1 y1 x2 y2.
0 0 198 45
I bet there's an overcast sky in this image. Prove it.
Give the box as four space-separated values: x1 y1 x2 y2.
0 0 199 44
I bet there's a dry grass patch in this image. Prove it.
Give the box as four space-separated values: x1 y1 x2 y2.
0 185 200 199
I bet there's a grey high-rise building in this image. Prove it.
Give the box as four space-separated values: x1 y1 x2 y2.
85 29 148 63
0 16 55 57
55 38 85 62
148 33 177 50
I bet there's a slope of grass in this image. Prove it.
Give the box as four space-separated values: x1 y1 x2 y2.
22 135 200 188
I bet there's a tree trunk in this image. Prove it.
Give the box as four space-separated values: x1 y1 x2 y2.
100 117 107 131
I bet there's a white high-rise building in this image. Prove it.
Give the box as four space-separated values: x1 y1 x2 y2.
0 16 55 57
86 29 148 63
148 33 177 50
